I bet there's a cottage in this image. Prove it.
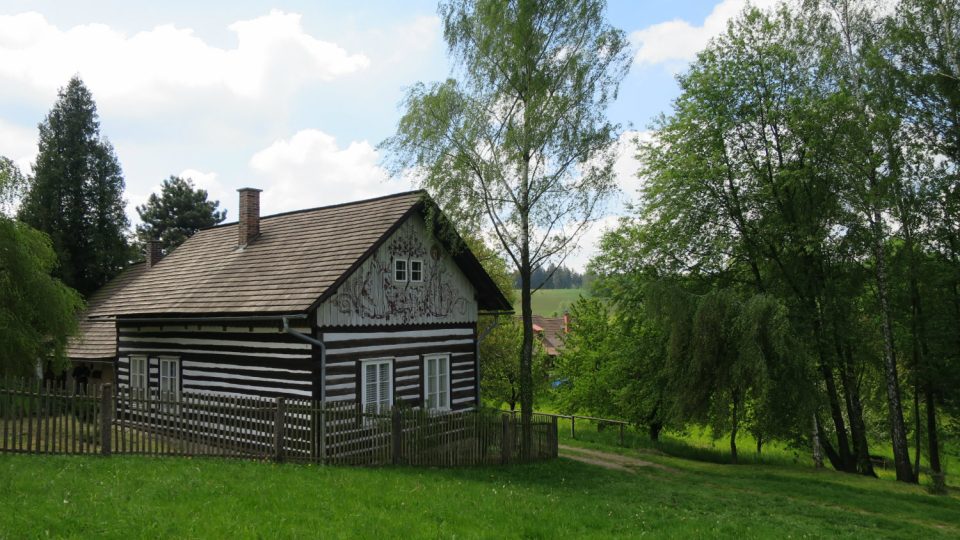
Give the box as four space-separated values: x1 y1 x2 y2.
66 189 512 414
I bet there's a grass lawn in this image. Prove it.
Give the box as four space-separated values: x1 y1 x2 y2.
1 447 958 538
514 288 587 317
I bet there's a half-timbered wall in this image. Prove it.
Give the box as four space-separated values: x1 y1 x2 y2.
316 214 478 327
321 323 479 410
116 322 316 399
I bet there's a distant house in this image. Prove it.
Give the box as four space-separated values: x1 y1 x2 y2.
531 314 569 358
65 189 512 413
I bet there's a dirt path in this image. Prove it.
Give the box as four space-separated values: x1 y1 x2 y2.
559 444 677 473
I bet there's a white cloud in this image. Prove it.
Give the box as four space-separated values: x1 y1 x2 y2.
0 10 369 106
0 119 37 172
178 169 231 213
612 130 652 205
631 0 779 66
248 129 412 215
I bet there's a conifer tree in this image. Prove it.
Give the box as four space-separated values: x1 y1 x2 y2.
18 76 130 296
135 176 226 254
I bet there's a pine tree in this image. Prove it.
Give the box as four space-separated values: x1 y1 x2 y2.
18 76 131 297
135 176 226 254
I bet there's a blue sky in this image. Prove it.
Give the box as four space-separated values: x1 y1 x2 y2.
0 0 775 270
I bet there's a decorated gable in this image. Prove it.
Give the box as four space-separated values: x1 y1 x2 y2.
316 213 478 327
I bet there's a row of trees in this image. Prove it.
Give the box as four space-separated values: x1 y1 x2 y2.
558 0 959 487
511 264 587 290
1 76 226 376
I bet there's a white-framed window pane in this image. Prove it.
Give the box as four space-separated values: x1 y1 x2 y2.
424 355 449 410
362 359 392 414
394 259 407 282
410 259 423 282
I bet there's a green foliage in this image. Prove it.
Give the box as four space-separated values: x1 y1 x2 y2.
17 76 131 297
0 219 84 377
135 175 226 254
480 317 550 410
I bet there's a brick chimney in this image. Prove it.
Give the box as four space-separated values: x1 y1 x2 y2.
237 187 262 247
146 240 163 268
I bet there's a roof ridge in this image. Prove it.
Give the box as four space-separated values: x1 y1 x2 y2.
203 189 427 231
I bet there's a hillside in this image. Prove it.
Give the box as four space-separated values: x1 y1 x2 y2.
513 288 587 317
1 447 956 538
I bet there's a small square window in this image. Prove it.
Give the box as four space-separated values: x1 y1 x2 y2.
410 259 423 282
394 258 407 282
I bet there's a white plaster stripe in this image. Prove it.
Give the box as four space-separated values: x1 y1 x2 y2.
124 325 309 334
396 384 418 392
182 379 311 397
452 385 475 392
182 369 311 386
325 360 355 368
326 374 355 382
396 375 418 382
120 346 309 360
325 382 355 391
182 360 310 375
323 328 473 342
327 393 356 402
121 335 311 350
325 338 473 356
452 369 473 376
452 396 475 404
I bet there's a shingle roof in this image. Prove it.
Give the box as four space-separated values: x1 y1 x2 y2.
531 315 567 356
89 190 511 318
66 262 146 360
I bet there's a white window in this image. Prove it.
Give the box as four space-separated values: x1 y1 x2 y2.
394 258 408 282
130 355 148 400
361 359 393 415
159 356 180 410
424 354 450 411
409 258 423 282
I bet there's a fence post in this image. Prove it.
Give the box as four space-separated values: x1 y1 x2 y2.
391 407 402 465
619 423 625 447
501 414 512 465
571 415 576 439
100 384 113 456
551 416 559 458
274 397 285 462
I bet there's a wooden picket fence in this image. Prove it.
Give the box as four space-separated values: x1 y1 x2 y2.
0 380 557 466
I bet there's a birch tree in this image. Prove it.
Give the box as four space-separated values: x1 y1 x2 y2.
382 0 629 456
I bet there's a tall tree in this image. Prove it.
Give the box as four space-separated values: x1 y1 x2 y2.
1 157 84 377
135 176 227 254
382 0 629 457
18 76 130 297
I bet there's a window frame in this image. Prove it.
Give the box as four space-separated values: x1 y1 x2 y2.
360 358 394 416
158 356 180 412
129 355 148 400
423 353 451 411
393 257 408 282
409 258 424 283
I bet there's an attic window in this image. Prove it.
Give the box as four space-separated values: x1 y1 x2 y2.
410 259 423 282
394 258 407 282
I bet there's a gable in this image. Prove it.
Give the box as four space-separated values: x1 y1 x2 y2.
316 213 478 327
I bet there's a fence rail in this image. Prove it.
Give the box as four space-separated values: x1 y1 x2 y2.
503 409 629 446
0 380 557 466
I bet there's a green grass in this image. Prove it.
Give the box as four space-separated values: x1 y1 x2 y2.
514 288 586 317
1 447 958 538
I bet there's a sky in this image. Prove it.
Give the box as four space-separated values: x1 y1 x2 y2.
0 0 777 271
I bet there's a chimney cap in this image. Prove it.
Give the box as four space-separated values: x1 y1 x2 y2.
237 187 263 193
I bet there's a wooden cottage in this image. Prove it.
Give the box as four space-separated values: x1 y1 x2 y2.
66 189 512 415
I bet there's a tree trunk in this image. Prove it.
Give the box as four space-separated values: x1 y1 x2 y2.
817 416 843 471
756 434 763 456
913 383 922 480
812 415 824 469
820 363 855 472
839 351 876 477
648 420 663 442
871 214 916 483
518 173 533 461
926 384 941 474
730 397 739 464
